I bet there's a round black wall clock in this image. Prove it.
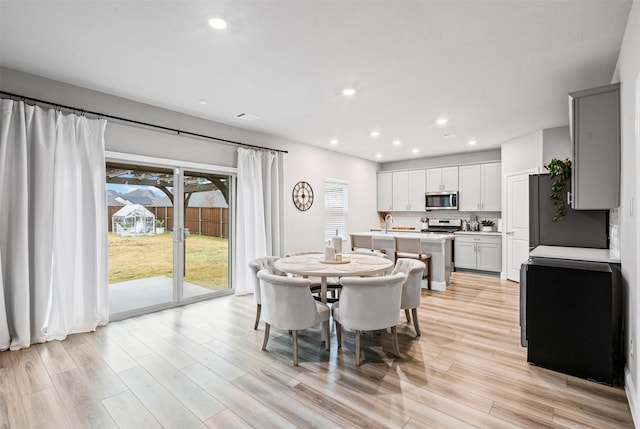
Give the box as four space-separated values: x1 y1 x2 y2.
292 181 314 211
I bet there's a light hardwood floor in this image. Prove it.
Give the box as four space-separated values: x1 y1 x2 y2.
0 272 633 428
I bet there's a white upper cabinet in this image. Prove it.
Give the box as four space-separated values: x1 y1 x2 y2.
459 165 481 211
426 166 459 192
392 171 409 211
459 162 501 212
480 163 501 211
392 170 425 211
408 170 426 211
377 172 393 212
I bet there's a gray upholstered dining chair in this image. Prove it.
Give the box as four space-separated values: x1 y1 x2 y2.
248 256 285 330
332 272 406 366
391 258 426 337
257 269 331 366
350 234 386 255
393 236 432 289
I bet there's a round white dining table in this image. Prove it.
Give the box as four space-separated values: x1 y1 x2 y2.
274 252 393 303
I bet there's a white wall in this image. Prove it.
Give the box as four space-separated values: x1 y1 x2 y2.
542 126 571 164
612 0 640 422
283 143 379 253
501 131 543 177
0 67 380 256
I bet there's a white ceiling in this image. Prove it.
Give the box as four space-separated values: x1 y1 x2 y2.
0 1 633 162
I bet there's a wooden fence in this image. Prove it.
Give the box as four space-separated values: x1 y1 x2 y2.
108 206 229 238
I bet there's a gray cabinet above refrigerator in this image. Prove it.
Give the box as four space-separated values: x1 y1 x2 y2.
569 82 620 209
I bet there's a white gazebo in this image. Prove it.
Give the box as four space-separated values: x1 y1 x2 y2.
112 204 156 236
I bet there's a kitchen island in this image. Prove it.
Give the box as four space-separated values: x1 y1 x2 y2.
355 231 454 291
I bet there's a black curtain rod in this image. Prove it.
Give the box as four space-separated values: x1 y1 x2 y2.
0 90 288 154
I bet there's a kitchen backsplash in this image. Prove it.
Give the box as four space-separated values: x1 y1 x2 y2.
609 207 620 254
379 211 502 230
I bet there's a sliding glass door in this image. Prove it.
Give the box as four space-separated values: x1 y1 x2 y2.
106 161 232 320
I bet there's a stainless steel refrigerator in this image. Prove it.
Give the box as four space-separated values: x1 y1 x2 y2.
520 174 620 384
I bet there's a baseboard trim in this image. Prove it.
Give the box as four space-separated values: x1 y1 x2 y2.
625 368 638 427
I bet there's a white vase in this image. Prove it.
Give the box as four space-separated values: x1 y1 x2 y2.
481 226 493 232
156 227 165 234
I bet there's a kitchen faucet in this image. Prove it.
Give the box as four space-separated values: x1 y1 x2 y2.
384 214 393 234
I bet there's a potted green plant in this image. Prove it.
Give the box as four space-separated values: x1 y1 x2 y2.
155 219 165 234
544 157 572 222
480 219 495 232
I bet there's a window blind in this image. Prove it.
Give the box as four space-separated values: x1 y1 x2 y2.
324 180 349 242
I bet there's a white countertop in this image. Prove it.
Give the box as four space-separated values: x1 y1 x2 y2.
530 245 620 263
454 231 502 236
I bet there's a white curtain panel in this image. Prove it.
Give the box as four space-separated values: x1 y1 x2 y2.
0 99 108 351
234 148 285 295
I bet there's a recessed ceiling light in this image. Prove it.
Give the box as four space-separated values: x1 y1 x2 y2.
370 130 380 138
436 118 448 126
375 153 382 159
199 99 208 105
412 148 420 154
392 139 402 146
208 17 228 30
330 139 338 145
468 139 478 145
341 87 356 97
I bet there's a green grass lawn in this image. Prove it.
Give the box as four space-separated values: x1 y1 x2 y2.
108 232 229 290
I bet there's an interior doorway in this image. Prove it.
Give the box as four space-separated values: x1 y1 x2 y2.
106 160 232 320
505 169 537 281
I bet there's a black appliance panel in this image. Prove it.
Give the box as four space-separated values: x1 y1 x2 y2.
524 258 621 385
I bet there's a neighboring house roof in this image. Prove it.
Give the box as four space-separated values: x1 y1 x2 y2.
107 188 173 207
107 188 228 208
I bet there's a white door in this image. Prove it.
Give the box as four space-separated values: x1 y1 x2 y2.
506 171 535 281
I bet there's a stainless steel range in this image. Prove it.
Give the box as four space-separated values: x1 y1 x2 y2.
423 218 462 234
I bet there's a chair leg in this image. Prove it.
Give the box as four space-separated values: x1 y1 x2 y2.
254 304 261 330
292 330 299 366
355 330 361 367
262 323 270 351
324 320 331 351
404 309 411 323
391 326 400 357
411 308 421 337
427 258 432 290
336 321 342 349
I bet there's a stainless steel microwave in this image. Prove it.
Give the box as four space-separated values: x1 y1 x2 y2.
425 192 458 210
